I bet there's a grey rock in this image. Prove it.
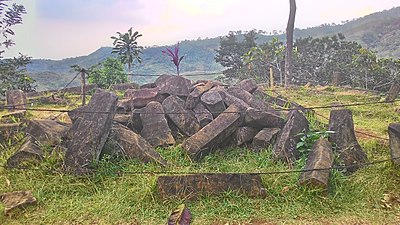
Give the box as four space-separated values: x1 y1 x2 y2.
273 110 309 164
182 105 243 161
200 91 226 118
193 103 213 127
139 101 175 147
252 128 281 151
245 107 285 129
389 123 400 165
236 79 258 93
162 96 201 136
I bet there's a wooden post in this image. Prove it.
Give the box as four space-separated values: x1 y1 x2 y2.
269 66 274 88
332 72 342 87
80 70 86 106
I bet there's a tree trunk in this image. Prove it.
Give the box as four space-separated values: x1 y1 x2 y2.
284 0 296 88
269 66 274 88
81 71 86 106
385 81 400 102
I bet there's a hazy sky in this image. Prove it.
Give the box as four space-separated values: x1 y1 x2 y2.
4 0 400 60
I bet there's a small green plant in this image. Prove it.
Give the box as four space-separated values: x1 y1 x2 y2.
296 130 335 155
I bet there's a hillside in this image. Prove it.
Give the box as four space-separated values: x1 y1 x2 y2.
28 6 400 90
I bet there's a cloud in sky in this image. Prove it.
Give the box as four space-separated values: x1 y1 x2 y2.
4 0 400 59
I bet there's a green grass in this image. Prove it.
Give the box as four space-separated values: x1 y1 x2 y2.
1 86 400 224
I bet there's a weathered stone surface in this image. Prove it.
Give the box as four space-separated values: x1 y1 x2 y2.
328 109 367 173
182 105 243 161
140 82 157 89
200 91 226 118
227 87 266 110
273 110 309 164
130 109 143 132
236 79 258 93
116 99 131 113
193 103 213 127
385 81 400 102
157 173 266 200
231 126 259 147
0 123 22 141
6 137 43 169
1 191 37 215
158 76 192 97
245 107 285 129
125 87 159 108
185 81 213 109
252 128 281 151
299 138 334 190
155 74 173 87
63 91 118 175
139 101 175 147
221 92 250 110
67 105 88 123
110 82 140 91
107 124 167 166
389 123 400 165
6 90 27 112
113 114 132 128
25 119 68 146
162 96 201 136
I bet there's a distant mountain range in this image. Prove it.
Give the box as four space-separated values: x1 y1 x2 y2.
28 6 400 91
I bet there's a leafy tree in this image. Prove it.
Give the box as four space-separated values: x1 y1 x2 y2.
0 0 26 58
0 54 35 96
215 30 257 81
88 57 127 89
162 42 184 75
111 27 143 73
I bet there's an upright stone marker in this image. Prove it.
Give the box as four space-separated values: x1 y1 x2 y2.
6 90 26 112
328 109 367 173
63 91 118 175
388 123 400 165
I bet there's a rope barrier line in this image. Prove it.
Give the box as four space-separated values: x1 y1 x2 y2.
1 99 400 115
126 72 223 77
2 156 398 176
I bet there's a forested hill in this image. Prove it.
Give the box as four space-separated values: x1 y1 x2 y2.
28 6 400 90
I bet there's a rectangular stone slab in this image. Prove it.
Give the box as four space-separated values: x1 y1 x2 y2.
182 104 243 161
63 91 118 175
157 173 266 199
388 123 400 165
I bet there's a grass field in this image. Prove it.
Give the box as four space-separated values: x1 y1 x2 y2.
1 86 400 224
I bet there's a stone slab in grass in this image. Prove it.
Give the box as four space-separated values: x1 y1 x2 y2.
63 91 118 175
388 123 400 165
299 138 333 190
1 191 37 215
6 137 43 169
157 173 266 200
182 104 243 161
329 109 367 174
25 119 69 146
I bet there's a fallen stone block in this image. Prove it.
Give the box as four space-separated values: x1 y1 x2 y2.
389 123 400 165
273 110 309 164
6 90 27 112
200 91 226 118
299 138 333 190
63 91 118 175
229 126 259 147
116 99 132 113
125 87 160 108
252 128 281 151
107 124 167 166
236 79 258 93
1 191 37 215
221 92 250 110
162 96 201 136
25 119 69 146
182 105 243 161
245 107 285 129
113 114 132 128
139 101 175 147
193 103 213 127
227 87 266 110
6 137 43 169
157 173 266 200
0 110 26 123
328 109 367 174
185 81 214 109
158 75 192 97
